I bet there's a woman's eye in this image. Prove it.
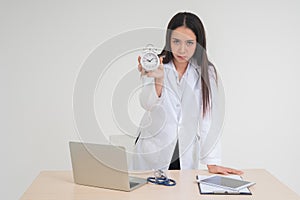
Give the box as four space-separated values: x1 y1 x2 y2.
186 41 194 46
172 40 180 45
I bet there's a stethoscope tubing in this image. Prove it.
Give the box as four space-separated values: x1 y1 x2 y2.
147 176 176 186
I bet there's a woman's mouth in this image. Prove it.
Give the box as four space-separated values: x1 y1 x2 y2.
176 55 187 60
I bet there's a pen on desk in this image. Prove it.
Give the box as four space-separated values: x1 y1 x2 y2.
213 191 240 194
196 175 200 183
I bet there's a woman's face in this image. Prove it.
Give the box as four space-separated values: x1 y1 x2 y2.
170 26 197 64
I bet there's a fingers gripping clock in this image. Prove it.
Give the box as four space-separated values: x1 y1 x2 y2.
140 44 160 72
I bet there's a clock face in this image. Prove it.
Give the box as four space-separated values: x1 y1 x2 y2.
141 52 159 71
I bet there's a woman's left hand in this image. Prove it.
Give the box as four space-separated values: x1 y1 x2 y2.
207 165 243 175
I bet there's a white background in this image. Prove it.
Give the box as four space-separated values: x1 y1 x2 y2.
1 0 300 199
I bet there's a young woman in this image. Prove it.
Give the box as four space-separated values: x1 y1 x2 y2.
133 12 242 175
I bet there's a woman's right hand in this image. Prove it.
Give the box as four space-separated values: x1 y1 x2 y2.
138 56 164 97
137 56 164 80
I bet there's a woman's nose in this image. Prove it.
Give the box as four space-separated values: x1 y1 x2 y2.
178 44 186 54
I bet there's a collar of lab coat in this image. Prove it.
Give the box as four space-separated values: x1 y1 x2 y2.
164 59 201 92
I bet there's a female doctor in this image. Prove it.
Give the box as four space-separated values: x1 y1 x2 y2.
133 12 242 175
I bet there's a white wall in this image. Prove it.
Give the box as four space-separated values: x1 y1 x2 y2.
1 0 299 199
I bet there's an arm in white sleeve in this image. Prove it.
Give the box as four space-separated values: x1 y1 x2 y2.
199 65 223 165
200 137 222 165
139 76 164 111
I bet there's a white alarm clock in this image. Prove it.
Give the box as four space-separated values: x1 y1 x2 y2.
140 44 160 71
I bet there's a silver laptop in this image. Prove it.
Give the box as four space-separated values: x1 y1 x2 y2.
69 141 147 191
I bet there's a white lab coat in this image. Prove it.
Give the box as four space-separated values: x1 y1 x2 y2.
132 60 222 170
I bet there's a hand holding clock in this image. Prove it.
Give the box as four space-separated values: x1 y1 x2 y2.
138 56 164 78
138 56 164 97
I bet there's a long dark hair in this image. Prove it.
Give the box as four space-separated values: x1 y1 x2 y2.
160 12 217 117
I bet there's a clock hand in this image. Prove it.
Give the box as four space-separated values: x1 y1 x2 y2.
146 58 154 62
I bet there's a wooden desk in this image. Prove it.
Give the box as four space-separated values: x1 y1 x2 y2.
20 169 300 200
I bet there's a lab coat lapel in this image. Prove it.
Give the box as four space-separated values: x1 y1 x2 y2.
178 64 201 168
165 66 180 99
188 64 201 90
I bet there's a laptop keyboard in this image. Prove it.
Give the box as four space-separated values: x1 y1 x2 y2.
130 182 139 188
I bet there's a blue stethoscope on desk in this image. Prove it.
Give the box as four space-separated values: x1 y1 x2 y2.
147 170 176 186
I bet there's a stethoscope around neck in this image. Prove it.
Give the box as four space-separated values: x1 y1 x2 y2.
147 169 176 186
